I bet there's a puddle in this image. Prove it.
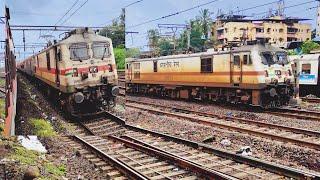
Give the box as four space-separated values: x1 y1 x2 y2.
17 136 47 153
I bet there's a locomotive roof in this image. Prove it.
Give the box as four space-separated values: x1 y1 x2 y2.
57 29 111 45
127 44 286 62
32 28 111 56
289 54 320 62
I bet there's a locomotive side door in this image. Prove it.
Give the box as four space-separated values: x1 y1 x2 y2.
231 53 242 85
133 62 140 80
54 46 60 87
126 63 132 82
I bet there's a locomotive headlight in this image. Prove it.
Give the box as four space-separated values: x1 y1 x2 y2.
107 64 113 72
111 86 120 96
89 66 98 73
73 68 79 77
74 92 84 104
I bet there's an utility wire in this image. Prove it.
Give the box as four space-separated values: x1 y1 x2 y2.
254 0 317 16
236 0 280 13
127 0 220 29
98 0 143 27
124 0 143 8
60 0 89 25
54 0 80 26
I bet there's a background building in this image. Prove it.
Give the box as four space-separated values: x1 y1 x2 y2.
212 15 311 47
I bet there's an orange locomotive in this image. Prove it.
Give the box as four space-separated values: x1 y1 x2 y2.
126 44 296 108
18 28 119 116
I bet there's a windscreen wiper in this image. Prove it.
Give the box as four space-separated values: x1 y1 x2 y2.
73 51 82 62
101 47 107 60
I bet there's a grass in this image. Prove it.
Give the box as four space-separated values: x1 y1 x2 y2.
10 145 39 165
29 118 57 137
44 163 66 177
10 143 67 178
0 78 5 87
0 98 5 119
0 98 4 136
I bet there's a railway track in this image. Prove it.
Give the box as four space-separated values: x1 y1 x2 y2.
117 70 125 97
126 99 320 151
68 112 320 179
270 107 320 122
301 97 320 103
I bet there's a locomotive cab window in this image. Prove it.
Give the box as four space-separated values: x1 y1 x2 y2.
153 61 157 72
243 54 252 65
69 43 89 61
92 42 111 59
46 52 51 70
57 49 62 61
261 52 275 65
301 64 311 74
275 52 288 65
201 57 213 73
233 55 240 66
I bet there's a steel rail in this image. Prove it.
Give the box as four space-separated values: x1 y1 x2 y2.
107 135 237 180
271 108 320 121
301 97 320 103
103 112 320 179
126 99 320 137
127 103 320 150
72 135 149 180
121 135 265 179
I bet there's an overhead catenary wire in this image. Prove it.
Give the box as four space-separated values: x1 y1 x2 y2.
127 0 221 29
53 0 80 26
98 0 143 26
59 0 89 25
254 0 317 16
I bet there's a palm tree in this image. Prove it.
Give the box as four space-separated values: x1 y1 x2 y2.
147 29 160 51
197 9 213 39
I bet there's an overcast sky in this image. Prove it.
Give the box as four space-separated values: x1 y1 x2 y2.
125 0 319 50
1 0 319 62
1 0 131 61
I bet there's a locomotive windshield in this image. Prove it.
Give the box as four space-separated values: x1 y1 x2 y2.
70 43 89 61
261 52 274 65
261 51 288 65
275 52 288 65
92 42 111 59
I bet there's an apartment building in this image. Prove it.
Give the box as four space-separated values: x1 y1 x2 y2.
212 15 312 47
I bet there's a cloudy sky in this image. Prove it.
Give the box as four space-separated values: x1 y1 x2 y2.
1 0 319 61
1 0 131 61
125 0 319 50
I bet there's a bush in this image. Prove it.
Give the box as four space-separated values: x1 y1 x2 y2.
30 119 56 137
114 48 125 70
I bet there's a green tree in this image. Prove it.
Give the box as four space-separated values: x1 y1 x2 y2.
197 9 212 39
147 29 160 51
114 48 125 69
126 48 140 58
158 39 174 56
301 41 320 54
99 9 125 48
